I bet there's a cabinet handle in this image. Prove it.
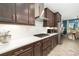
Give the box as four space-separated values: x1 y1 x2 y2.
14 50 24 55
36 42 40 45
23 47 32 52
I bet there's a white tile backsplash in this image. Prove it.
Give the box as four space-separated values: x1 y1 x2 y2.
0 21 47 39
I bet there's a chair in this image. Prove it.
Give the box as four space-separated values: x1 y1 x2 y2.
75 31 79 39
67 28 76 40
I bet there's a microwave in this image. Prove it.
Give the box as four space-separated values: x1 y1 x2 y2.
47 29 57 33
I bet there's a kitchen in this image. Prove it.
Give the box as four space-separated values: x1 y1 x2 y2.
0 3 79 56
0 3 60 56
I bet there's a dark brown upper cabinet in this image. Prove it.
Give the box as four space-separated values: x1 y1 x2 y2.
52 11 55 27
43 8 55 27
16 3 29 24
46 8 53 27
0 3 35 25
43 8 61 27
0 3 15 23
28 3 35 25
16 3 35 25
54 12 61 27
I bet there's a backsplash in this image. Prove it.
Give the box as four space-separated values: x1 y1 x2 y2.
0 20 47 39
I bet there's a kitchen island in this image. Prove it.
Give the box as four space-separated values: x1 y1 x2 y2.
0 33 58 56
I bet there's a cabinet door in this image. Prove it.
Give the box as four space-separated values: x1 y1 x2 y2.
43 46 52 56
51 36 54 48
0 3 15 23
53 35 58 47
46 9 53 27
42 37 52 56
28 3 35 25
53 36 56 47
54 12 61 27
43 8 47 27
56 12 61 22
55 35 58 45
42 38 49 49
52 12 55 27
16 3 29 24
34 41 42 56
43 8 54 27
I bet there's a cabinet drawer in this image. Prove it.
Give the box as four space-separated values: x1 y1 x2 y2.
13 47 33 56
0 51 14 56
13 45 33 56
0 44 33 56
18 47 33 56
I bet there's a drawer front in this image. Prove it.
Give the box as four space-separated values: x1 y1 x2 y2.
0 44 33 56
0 51 14 56
18 47 33 56
13 45 33 56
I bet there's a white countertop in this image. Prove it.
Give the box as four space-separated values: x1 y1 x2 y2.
0 33 58 54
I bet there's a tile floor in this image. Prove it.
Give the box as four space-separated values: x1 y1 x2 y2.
48 37 79 56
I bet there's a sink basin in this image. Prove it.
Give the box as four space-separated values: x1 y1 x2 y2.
34 33 49 38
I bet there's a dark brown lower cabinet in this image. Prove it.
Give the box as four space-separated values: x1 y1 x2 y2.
51 36 54 49
18 47 33 56
54 35 58 47
0 44 33 56
52 34 58 48
0 34 58 56
43 46 52 56
13 44 33 56
33 41 42 56
42 37 52 56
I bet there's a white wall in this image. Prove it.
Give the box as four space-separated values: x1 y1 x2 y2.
44 3 79 20
35 3 40 17
35 3 44 17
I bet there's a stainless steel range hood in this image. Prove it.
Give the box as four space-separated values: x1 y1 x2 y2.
35 8 48 22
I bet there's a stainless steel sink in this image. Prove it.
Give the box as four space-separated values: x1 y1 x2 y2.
34 33 48 38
